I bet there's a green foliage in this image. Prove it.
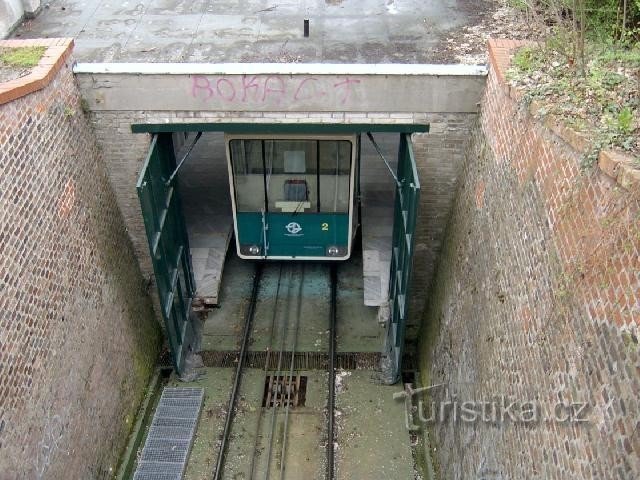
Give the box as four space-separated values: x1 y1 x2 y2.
617 107 634 133
80 98 91 115
508 20 639 170
507 0 530 11
600 70 625 87
598 44 640 65
581 133 614 170
0 46 46 68
513 46 544 73
518 0 640 42
545 29 574 57
582 0 640 41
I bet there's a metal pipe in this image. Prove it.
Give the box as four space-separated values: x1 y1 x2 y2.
166 131 202 185
365 132 400 187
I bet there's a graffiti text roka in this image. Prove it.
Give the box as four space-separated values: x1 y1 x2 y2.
190 75 362 107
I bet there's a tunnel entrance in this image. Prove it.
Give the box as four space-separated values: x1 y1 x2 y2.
135 123 425 379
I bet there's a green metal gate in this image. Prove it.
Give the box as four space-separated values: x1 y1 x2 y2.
383 133 420 383
137 134 196 375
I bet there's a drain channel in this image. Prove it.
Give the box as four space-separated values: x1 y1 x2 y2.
201 351 383 370
200 351 417 371
262 374 307 408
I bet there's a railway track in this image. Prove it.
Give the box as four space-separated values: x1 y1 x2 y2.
327 264 337 480
213 262 264 480
212 262 338 480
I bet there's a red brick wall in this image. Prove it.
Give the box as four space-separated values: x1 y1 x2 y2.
0 42 161 479
419 39 639 479
484 39 639 328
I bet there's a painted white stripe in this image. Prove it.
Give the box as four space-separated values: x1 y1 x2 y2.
73 62 487 76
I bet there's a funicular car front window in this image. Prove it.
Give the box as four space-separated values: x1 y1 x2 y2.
230 138 352 214
265 140 318 213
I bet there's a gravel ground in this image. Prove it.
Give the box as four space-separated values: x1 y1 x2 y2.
436 0 546 64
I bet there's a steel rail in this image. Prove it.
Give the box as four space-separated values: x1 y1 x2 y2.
327 264 338 480
263 265 297 480
248 263 285 479
278 264 306 480
213 262 263 480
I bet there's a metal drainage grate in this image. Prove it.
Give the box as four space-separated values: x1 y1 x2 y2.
133 387 204 480
262 375 307 408
201 351 383 370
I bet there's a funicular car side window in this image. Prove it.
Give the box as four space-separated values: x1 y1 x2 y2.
229 139 264 212
319 140 351 213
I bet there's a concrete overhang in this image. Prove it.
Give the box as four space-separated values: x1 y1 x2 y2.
73 63 488 114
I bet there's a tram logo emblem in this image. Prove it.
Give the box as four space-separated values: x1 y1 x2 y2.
285 222 303 236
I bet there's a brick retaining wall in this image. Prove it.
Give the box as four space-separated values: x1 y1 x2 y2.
419 39 639 479
0 39 161 479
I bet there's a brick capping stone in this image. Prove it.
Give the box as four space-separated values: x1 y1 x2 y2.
487 37 639 193
0 38 74 105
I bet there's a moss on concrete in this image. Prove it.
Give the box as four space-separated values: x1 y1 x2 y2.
0 46 45 67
